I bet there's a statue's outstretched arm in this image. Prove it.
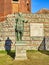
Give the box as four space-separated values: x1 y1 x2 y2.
25 20 28 23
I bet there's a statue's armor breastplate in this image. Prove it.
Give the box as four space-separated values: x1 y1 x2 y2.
16 19 24 31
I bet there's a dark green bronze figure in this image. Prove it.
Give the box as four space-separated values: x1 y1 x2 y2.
15 13 28 41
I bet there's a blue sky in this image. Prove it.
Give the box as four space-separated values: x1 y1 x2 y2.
31 0 49 13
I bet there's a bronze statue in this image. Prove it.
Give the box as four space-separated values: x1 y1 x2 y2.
15 13 28 41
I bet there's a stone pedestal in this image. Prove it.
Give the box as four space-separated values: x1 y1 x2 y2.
15 41 27 60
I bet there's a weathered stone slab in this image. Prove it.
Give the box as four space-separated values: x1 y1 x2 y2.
30 23 44 37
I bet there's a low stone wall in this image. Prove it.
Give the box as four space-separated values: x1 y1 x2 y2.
0 13 49 50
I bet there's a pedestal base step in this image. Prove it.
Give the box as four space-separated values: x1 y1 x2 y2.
15 56 27 60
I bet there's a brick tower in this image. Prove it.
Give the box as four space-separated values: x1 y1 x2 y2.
12 0 31 13
0 0 31 21
19 0 31 13
0 0 12 21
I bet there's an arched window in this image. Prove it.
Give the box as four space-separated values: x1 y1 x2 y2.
27 3 30 11
26 0 30 12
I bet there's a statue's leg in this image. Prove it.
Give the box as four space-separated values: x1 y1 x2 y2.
17 31 20 41
15 31 19 41
15 32 17 41
16 31 19 41
20 31 23 40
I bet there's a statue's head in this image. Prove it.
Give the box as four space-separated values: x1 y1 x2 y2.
18 12 22 16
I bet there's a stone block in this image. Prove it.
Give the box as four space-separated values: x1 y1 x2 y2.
15 41 27 60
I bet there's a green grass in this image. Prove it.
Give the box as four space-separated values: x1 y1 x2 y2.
0 50 49 65
0 50 7 53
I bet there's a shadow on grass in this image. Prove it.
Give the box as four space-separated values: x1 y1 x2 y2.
6 50 15 59
27 50 49 56
38 50 49 56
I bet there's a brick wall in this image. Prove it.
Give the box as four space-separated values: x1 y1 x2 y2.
0 13 49 50
19 0 31 13
0 0 4 21
0 0 12 21
4 0 12 15
12 0 31 13
12 3 19 13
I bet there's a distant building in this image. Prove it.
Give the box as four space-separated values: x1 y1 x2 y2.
36 9 49 14
0 0 31 21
